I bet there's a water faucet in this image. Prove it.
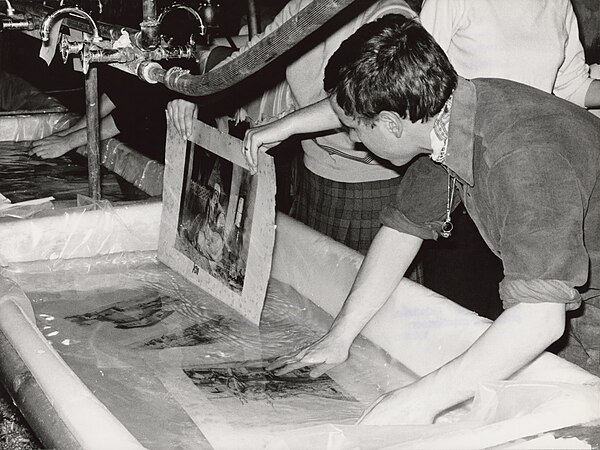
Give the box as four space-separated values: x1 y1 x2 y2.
40 7 100 43
158 4 206 37
4 0 14 16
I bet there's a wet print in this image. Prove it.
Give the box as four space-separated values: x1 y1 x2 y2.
184 363 358 404
66 295 175 329
175 142 252 294
143 317 228 349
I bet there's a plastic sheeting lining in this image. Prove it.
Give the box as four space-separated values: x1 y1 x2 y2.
3 250 599 450
0 204 598 449
76 137 164 197
0 141 129 204
6 254 419 450
0 71 75 142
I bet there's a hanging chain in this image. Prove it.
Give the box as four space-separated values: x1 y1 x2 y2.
441 173 456 239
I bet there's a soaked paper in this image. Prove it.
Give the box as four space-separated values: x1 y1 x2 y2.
158 118 276 325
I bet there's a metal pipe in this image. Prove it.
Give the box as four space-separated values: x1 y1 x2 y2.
246 0 259 38
39 6 99 42
0 16 33 30
139 0 159 50
139 0 361 96
84 66 102 200
12 1 138 41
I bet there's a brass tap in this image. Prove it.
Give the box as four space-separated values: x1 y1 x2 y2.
40 7 100 43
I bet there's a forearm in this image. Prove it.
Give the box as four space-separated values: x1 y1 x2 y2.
415 302 566 414
329 227 423 345
67 94 116 133
279 98 341 136
64 115 121 149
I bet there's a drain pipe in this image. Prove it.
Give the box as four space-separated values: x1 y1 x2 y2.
139 0 159 50
246 0 258 38
85 66 102 200
137 0 359 96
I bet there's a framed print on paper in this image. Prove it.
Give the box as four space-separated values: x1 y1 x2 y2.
158 118 276 325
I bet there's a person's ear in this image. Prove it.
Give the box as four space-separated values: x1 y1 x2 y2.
378 111 403 138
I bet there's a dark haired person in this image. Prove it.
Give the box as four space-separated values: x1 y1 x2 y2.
243 15 600 424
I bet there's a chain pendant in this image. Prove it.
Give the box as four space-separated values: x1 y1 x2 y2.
441 220 453 239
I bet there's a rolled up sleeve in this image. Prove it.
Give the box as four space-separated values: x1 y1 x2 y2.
488 138 590 309
500 279 582 311
381 156 452 240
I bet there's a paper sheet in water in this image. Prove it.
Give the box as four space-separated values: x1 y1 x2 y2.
159 119 276 325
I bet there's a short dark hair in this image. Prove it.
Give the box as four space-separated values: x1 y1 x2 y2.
324 14 457 123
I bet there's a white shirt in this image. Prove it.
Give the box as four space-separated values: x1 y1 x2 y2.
229 0 417 182
420 0 592 107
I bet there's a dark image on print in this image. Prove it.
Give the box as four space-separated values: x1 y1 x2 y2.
184 362 358 405
66 294 175 329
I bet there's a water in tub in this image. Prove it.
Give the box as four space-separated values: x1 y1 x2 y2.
14 253 452 449
0 141 128 203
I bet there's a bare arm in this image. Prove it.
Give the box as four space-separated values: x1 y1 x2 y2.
57 93 117 136
243 98 341 172
30 114 120 159
359 300 566 424
268 226 423 377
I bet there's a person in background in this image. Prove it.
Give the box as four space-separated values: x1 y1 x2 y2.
29 92 119 159
30 67 172 163
420 0 600 109
167 0 418 256
419 0 600 371
243 14 600 423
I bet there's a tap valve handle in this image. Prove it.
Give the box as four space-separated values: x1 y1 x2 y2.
59 34 84 64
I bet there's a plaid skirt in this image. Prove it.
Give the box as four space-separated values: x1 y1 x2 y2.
291 168 401 255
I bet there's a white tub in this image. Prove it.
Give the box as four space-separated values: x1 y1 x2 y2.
0 201 596 449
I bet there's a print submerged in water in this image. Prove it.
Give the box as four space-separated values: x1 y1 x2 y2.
175 143 252 294
65 294 175 329
143 317 229 349
184 361 358 405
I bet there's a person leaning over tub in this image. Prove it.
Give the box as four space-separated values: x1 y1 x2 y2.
242 15 600 424
167 0 418 256
419 0 600 369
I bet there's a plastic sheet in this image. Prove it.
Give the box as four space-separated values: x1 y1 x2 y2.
0 205 598 449
5 252 599 450
75 137 164 197
0 71 76 142
0 199 161 268
6 254 417 449
0 141 126 204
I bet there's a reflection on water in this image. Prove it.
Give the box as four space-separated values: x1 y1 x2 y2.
22 256 418 449
0 141 132 202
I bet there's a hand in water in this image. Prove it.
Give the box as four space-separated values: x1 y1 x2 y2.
30 135 74 159
267 332 351 378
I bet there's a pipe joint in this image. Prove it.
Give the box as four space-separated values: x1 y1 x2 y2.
136 60 164 84
0 16 33 31
163 66 190 91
